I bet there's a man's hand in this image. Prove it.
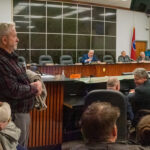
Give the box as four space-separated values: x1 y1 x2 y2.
87 58 92 62
31 80 42 96
97 61 101 64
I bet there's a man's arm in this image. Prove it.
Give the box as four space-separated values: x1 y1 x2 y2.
81 54 89 63
0 64 38 100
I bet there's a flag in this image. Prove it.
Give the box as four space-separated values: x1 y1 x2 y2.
130 27 136 60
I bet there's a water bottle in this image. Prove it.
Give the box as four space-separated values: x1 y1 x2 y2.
61 70 65 80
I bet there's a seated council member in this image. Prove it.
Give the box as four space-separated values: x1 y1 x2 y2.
136 51 150 62
118 51 131 63
81 49 100 64
72 102 146 150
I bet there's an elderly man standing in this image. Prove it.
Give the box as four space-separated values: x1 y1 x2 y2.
128 68 150 119
0 22 42 148
72 102 146 150
81 49 100 64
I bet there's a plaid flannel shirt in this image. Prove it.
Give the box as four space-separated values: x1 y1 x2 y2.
0 48 37 113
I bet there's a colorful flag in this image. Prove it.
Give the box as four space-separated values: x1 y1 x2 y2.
130 27 136 60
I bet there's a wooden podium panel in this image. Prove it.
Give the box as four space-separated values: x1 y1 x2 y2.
28 82 63 148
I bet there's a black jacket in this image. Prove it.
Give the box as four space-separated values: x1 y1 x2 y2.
128 80 150 115
71 142 150 150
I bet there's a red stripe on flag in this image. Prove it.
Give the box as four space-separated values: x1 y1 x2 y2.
130 27 136 60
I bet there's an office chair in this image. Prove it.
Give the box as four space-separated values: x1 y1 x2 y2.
103 55 114 64
60 55 73 65
18 56 26 67
78 56 82 63
39 55 53 65
63 80 86 141
84 89 127 142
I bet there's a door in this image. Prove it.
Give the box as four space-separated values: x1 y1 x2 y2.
135 41 147 59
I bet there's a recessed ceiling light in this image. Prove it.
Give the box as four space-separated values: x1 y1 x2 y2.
121 0 128 1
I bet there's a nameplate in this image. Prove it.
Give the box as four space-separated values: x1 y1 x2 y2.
70 74 81 79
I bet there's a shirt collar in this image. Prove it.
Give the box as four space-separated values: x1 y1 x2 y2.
0 47 18 60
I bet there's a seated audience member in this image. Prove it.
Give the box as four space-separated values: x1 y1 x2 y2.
107 77 120 90
0 102 25 150
136 115 150 146
107 77 134 121
118 51 131 63
128 68 150 121
81 49 100 64
72 102 146 150
136 52 150 62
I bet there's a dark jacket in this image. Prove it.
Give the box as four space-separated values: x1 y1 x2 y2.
81 54 98 64
0 48 37 113
71 142 149 150
118 55 131 62
128 80 150 116
136 56 150 62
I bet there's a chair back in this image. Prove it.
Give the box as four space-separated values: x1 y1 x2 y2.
84 89 127 142
39 55 53 65
18 56 26 67
78 57 82 63
103 55 114 63
60 55 73 65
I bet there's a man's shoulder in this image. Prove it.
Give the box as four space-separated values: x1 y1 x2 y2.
71 143 148 150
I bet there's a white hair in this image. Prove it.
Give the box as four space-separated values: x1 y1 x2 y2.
0 22 15 44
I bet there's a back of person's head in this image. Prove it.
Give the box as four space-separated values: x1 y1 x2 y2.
107 77 120 91
0 22 15 44
80 102 120 143
0 102 11 122
133 68 148 79
137 115 150 146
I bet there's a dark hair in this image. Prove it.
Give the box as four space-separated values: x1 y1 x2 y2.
80 102 120 143
137 115 150 146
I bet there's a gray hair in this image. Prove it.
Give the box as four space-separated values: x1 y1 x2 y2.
89 49 94 53
133 68 148 79
107 77 120 89
0 22 15 44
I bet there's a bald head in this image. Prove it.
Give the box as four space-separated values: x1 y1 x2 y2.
140 52 145 59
